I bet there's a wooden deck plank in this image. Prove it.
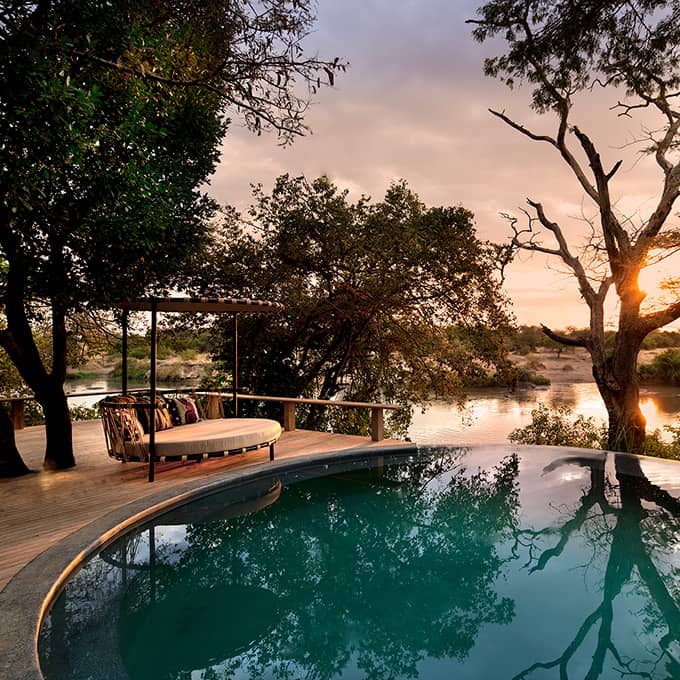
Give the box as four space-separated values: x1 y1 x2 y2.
0 420 405 591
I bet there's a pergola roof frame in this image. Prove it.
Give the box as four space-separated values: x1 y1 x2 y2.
115 296 283 482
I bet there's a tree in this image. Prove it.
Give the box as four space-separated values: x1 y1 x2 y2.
0 1 343 473
470 1 680 452
196 175 513 437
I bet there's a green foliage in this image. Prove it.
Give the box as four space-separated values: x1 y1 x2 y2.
639 427 680 460
509 403 607 449
65 372 98 381
639 349 680 385
0 0 343 469
506 325 653 356
112 331 213 361
196 175 513 433
510 403 680 459
641 330 680 349
515 367 550 386
111 359 147 382
507 325 567 355
69 405 100 422
19 401 102 426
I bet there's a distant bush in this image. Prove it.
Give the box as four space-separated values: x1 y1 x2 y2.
516 367 550 386
639 349 680 385
178 348 198 361
641 330 680 349
22 402 99 426
69 405 100 421
111 358 147 381
562 364 574 371
111 330 213 361
506 325 680 355
65 371 98 381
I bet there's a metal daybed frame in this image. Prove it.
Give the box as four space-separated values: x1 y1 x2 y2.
108 296 283 482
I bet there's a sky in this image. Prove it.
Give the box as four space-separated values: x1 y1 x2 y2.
206 0 680 330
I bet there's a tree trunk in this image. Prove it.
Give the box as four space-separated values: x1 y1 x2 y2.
592 337 646 453
40 382 75 470
0 404 31 476
0 263 76 470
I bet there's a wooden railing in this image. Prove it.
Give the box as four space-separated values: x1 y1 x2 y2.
235 394 402 441
2 389 403 442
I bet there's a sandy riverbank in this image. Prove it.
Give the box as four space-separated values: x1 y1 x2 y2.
512 347 671 384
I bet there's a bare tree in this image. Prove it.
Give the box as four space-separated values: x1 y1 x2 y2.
470 0 680 452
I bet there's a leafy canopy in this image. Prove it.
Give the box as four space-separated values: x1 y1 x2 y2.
197 175 513 436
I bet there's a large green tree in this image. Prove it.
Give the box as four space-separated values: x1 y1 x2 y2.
198 175 513 437
0 1 343 473
470 0 680 452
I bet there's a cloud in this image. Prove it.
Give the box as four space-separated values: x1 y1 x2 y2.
207 0 680 327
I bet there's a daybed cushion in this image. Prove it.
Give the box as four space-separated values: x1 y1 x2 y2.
125 417 282 459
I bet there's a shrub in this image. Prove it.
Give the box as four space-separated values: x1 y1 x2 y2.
66 371 98 381
110 358 147 381
516 367 551 386
22 402 100 426
509 403 606 448
509 403 680 460
639 349 680 385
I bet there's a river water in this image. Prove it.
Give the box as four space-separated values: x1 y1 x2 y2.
66 378 680 446
408 383 680 445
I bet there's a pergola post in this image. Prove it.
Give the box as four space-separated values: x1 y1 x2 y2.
148 299 158 483
121 308 129 395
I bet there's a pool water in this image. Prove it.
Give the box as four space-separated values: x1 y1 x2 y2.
39 446 680 679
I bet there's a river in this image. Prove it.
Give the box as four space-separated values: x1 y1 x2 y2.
408 383 680 445
66 377 680 446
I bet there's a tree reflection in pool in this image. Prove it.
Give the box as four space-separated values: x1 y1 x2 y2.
38 447 680 679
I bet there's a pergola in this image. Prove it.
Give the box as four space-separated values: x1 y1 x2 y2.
116 296 283 481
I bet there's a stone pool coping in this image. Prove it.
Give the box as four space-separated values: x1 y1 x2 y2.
0 443 419 680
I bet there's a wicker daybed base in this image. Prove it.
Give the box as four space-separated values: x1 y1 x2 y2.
102 411 282 464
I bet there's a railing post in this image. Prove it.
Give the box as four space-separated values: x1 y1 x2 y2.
282 401 296 432
371 408 384 442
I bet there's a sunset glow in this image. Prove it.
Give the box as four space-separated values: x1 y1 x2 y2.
208 0 680 329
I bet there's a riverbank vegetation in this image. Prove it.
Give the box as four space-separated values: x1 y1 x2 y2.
639 350 680 387
510 403 680 461
510 327 680 357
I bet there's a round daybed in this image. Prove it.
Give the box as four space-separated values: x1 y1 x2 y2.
100 399 282 465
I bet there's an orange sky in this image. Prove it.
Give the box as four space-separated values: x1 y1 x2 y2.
206 0 680 330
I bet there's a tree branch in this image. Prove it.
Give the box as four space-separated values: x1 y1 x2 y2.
527 199 598 304
541 324 590 348
639 300 680 335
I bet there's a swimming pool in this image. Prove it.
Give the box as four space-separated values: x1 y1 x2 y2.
37 446 680 679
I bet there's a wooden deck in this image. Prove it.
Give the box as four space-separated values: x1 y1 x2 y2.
0 420 405 592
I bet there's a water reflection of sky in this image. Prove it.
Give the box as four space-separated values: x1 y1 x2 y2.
409 384 680 445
